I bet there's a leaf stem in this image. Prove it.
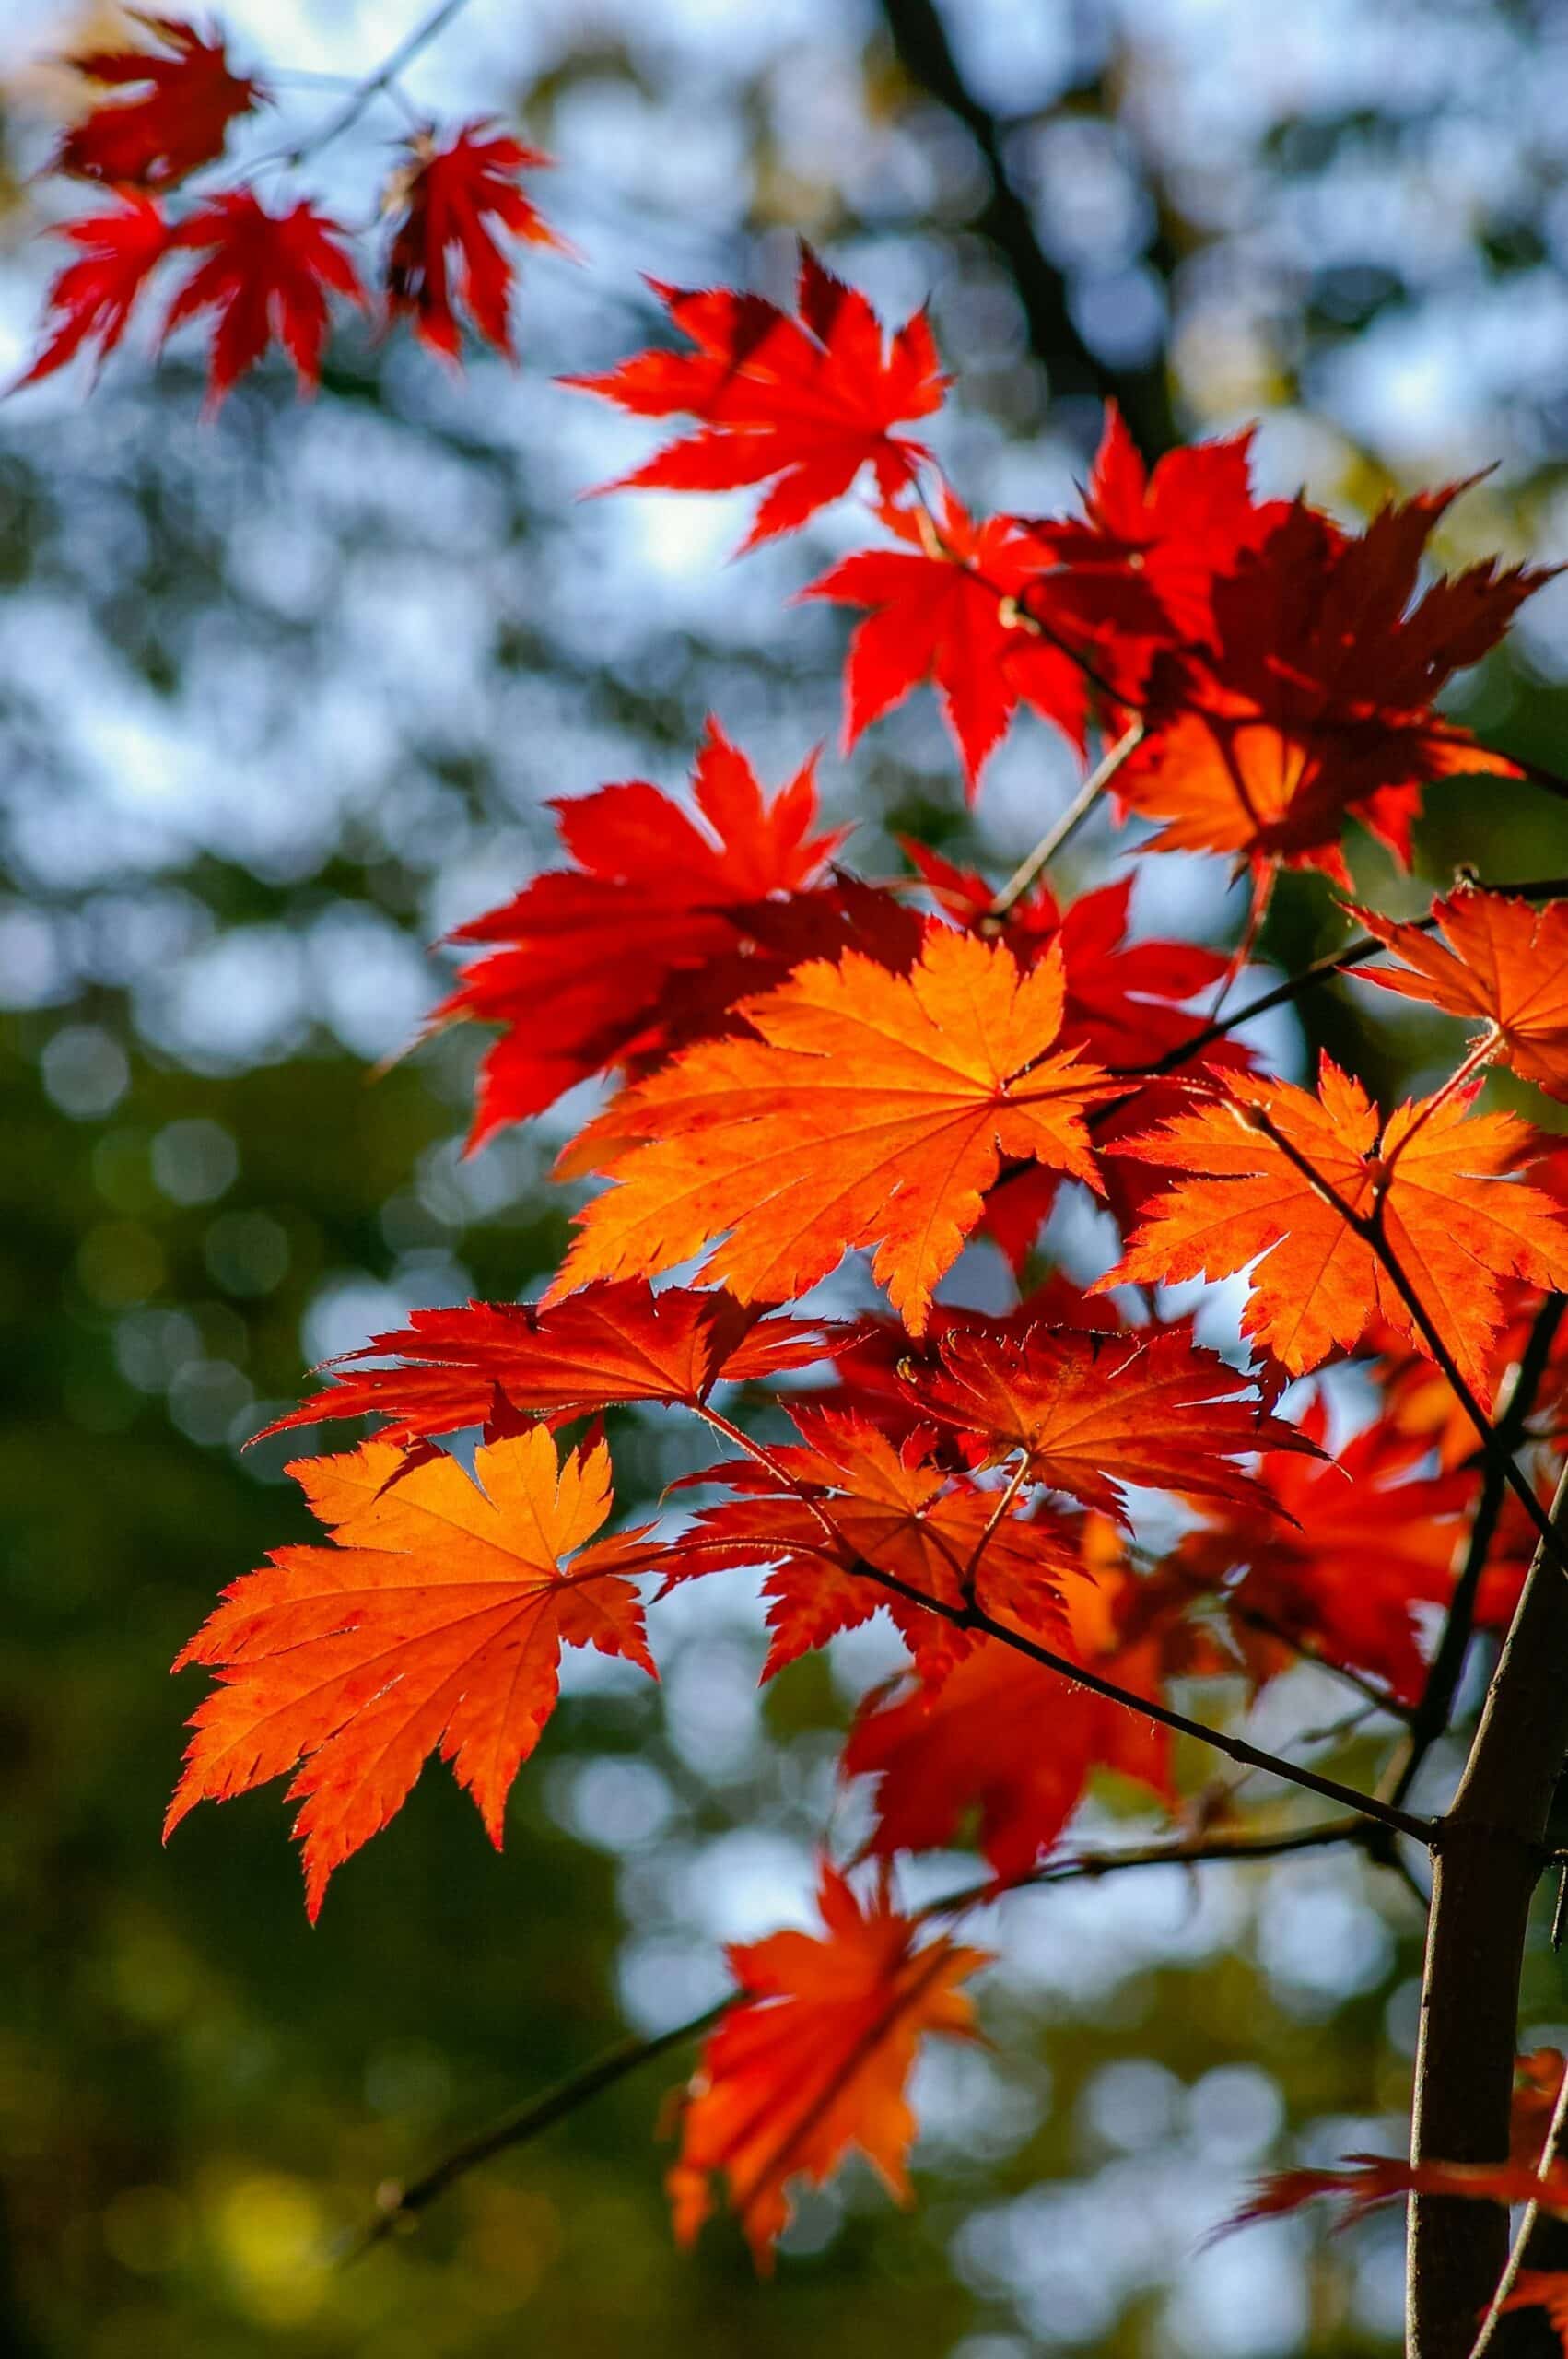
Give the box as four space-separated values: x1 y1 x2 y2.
988 722 1144 917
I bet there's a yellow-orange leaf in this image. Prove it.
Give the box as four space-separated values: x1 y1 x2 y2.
166 1428 657 1917
550 928 1114 1333
1351 886 1568 1100
1098 1056 1568 1404
669 1864 988 2264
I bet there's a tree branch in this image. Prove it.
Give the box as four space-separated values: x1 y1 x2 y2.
1408 1465 1568 2359
346 1816 1368 2257
875 0 1176 455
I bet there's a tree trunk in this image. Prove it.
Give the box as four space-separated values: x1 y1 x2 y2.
1408 1470 1568 2356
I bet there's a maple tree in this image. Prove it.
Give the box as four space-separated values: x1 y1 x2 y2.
26 10 1568 2353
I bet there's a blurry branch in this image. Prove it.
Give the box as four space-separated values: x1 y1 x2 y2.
876 0 1176 455
344 1815 1366 2259
988 720 1143 914
285 0 481 164
1387 1294 1568 1811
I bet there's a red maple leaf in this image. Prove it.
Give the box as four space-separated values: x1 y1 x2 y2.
166 1427 659 1917
1018 402 1290 683
1113 490 1551 880
56 12 266 191
162 192 365 409
385 120 568 361
263 1282 848 1445
915 1320 1316 1522
440 719 852 1144
844 1546 1177 1881
669 1865 987 2264
13 194 171 389
1170 1394 1474 1703
802 487 1090 792
665 1407 1079 1685
566 242 946 550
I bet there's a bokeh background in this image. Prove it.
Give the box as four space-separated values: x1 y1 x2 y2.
7 3 1568 2353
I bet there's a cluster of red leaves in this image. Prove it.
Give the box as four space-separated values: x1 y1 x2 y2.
17 17 563 405
144 210 1568 2281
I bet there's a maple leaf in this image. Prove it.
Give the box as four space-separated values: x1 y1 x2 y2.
56 12 266 190
13 194 171 390
668 1863 988 2264
667 1407 1079 1684
263 1282 846 1445
1099 1054 1568 1405
1115 492 1550 880
566 242 946 550
802 487 1090 793
844 1556 1176 1881
162 193 365 410
1171 1394 1473 1703
1011 403 1291 698
165 1427 658 1917
551 926 1115 1334
1351 885 1568 1101
385 120 568 362
441 718 848 1144
915 1321 1316 1523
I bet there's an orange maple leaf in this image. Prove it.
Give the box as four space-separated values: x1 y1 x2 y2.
56 12 266 191
667 1407 1078 1684
1098 1055 1568 1404
915 1321 1316 1522
565 242 946 550
264 1282 847 1446
550 927 1115 1334
166 1427 657 1917
1351 886 1568 1101
669 1864 988 2264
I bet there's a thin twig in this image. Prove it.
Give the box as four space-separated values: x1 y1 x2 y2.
1387 1294 1567 1809
341 2005 726 2262
345 1816 1368 2256
1469 2057 1568 2357
285 0 479 164
1241 1103 1567 1576
989 722 1144 917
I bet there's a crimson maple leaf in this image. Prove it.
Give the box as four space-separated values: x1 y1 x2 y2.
844 1560 1176 1882
666 1407 1080 1684
1115 491 1550 880
385 120 568 361
1170 1394 1473 1703
669 1864 987 2265
802 487 1089 792
166 1427 658 1917
441 719 848 1144
1099 1055 1568 1404
56 12 266 190
162 193 365 409
1018 402 1290 682
263 1282 847 1445
915 1321 1315 1522
552 926 1115 1334
1351 885 1568 1101
13 194 171 389
566 242 946 550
